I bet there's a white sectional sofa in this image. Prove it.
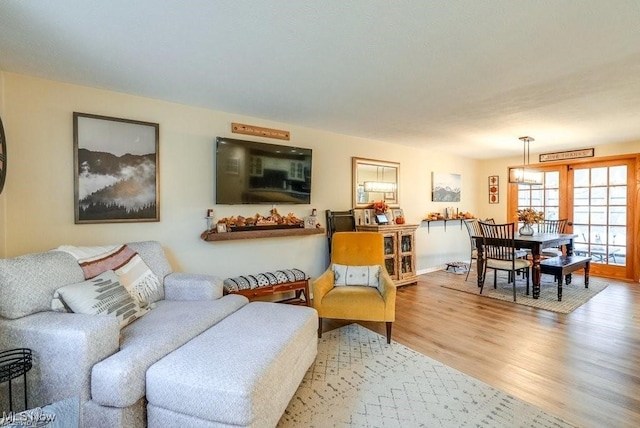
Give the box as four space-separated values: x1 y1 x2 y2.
0 241 318 427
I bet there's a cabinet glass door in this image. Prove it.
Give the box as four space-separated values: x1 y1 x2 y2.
383 234 397 278
384 236 395 255
385 259 396 277
400 234 412 253
401 255 412 274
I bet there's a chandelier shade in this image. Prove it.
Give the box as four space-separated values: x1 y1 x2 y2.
363 181 396 193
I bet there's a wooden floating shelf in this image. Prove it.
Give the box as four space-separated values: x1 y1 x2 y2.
421 218 471 232
203 227 325 242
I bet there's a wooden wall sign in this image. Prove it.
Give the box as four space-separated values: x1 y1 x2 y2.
539 148 594 162
231 123 290 140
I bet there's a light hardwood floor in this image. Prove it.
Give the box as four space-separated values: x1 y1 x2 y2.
321 270 640 428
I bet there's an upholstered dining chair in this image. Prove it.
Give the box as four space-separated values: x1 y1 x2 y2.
312 231 396 343
478 222 531 301
538 219 569 257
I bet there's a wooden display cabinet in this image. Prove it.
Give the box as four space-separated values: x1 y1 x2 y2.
356 223 419 286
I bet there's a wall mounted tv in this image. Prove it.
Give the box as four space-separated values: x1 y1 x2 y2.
215 137 312 204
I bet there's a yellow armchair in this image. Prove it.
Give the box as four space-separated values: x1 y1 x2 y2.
313 231 397 343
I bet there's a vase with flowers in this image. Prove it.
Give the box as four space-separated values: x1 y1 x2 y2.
370 200 390 214
516 208 544 236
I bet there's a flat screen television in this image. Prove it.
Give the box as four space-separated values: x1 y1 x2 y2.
215 137 312 204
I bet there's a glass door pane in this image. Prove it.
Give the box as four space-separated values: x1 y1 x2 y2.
572 165 627 266
516 170 560 227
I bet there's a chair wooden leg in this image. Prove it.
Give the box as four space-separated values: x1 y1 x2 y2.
479 263 488 293
317 317 323 338
493 270 498 288
386 322 392 344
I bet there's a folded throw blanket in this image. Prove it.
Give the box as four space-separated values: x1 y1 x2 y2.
56 244 160 306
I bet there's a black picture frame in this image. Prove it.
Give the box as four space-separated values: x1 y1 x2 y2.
73 112 159 223
0 115 6 196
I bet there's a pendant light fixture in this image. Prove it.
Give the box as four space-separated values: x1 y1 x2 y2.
508 136 543 185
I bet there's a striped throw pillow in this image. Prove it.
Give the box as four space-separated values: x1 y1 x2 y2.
77 245 160 307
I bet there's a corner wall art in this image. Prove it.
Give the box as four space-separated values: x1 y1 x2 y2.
488 175 499 204
431 172 461 202
73 112 159 223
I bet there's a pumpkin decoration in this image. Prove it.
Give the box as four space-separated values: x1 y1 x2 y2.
395 216 405 225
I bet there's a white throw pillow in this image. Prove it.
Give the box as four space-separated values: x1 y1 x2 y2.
114 253 161 307
54 270 148 328
332 264 381 287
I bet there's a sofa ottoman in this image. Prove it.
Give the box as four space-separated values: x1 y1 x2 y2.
145 301 318 427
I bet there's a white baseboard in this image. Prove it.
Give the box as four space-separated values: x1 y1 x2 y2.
417 266 446 275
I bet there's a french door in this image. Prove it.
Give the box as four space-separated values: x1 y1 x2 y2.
508 155 638 280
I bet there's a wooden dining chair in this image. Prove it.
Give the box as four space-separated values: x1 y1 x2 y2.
538 219 569 257
463 219 485 281
478 222 531 301
325 209 356 255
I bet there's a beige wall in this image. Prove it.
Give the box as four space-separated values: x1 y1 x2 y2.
1 72 482 278
4 72 637 278
477 139 640 223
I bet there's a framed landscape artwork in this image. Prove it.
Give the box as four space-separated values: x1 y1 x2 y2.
73 112 160 223
431 172 461 202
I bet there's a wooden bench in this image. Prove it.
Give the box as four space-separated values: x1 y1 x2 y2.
539 255 591 301
223 269 310 306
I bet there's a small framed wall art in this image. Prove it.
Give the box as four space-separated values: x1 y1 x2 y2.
432 172 461 202
488 175 499 204
363 209 372 225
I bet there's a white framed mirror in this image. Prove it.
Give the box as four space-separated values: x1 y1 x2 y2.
352 157 400 209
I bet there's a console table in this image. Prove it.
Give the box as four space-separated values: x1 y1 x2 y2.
356 224 419 286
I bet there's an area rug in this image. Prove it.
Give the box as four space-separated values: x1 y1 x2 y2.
278 324 577 427
441 273 608 314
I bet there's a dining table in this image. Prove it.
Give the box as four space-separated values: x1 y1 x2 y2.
474 232 578 299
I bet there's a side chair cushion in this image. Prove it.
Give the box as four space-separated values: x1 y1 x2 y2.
332 264 381 287
321 286 387 321
486 258 531 270
542 248 563 258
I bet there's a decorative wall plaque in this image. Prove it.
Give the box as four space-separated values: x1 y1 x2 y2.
488 175 499 204
539 148 594 162
231 122 290 140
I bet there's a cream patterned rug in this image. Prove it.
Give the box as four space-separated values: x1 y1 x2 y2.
442 272 608 313
278 324 577 427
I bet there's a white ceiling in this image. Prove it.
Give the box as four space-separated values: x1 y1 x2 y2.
1 1 640 159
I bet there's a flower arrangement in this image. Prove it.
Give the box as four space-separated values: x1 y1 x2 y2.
517 207 544 225
369 200 389 213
